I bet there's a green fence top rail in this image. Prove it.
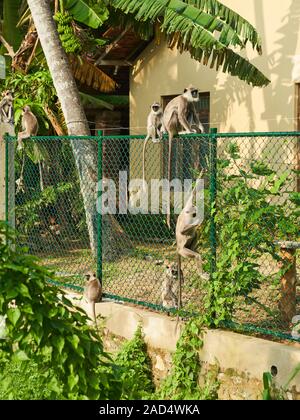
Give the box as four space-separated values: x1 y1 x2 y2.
4 131 300 142
47 279 300 344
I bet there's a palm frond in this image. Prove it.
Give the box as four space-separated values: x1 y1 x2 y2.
108 8 154 40
94 94 129 107
79 91 114 110
164 9 270 87
68 54 117 92
184 0 262 54
110 0 270 87
17 6 32 27
181 43 269 87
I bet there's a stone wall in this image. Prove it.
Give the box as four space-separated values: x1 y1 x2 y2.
69 294 300 400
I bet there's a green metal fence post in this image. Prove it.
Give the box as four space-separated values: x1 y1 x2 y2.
209 128 218 278
5 134 9 226
97 131 103 282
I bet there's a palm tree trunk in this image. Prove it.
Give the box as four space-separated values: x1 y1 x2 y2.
27 0 98 253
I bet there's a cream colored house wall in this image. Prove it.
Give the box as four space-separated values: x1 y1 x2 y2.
130 0 300 134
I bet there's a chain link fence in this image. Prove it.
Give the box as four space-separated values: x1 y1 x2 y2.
4 132 300 343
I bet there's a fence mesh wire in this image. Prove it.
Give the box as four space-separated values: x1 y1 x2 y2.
5 132 300 342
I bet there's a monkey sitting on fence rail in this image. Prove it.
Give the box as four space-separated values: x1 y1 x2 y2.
17 105 38 150
142 102 165 190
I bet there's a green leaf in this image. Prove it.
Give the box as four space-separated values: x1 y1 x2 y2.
7 308 21 326
289 192 300 206
67 334 80 349
250 161 274 176
12 350 29 362
68 373 79 390
63 0 108 28
52 336 65 355
18 283 31 299
270 172 290 194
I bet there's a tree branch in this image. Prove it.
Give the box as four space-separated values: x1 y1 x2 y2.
0 35 15 58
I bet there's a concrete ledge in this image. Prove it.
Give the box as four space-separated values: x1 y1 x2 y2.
68 294 300 391
200 329 300 390
71 294 182 350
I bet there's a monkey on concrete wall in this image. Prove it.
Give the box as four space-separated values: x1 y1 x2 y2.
84 272 102 326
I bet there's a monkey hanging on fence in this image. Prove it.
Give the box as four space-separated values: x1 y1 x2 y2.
0 90 14 125
163 85 204 228
176 173 209 278
17 105 38 150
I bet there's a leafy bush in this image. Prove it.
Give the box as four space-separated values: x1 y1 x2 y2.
155 319 219 400
0 360 55 400
198 142 300 325
115 325 154 399
0 222 121 400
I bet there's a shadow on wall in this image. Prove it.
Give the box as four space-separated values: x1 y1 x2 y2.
210 0 300 133
258 0 300 131
131 0 300 134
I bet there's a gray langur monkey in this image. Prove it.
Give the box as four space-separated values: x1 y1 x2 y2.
84 272 102 326
142 102 165 190
17 105 39 150
0 90 14 124
163 86 204 228
176 174 209 285
161 262 183 309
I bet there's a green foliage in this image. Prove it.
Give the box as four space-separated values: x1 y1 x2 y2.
155 319 214 400
201 142 299 325
63 0 109 28
110 0 270 87
115 324 154 399
0 222 122 400
262 363 300 400
262 372 273 400
0 360 56 400
2 0 23 50
2 70 57 133
54 11 82 54
16 182 74 237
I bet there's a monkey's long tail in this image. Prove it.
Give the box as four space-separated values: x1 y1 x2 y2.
167 133 173 229
90 302 98 331
175 253 183 332
142 136 149 192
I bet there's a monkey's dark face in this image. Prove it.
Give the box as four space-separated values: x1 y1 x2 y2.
85 272 97 281
151 103 161 114
2 90 12 98
185 206 197 218
166 263 179 279
191 88 199 99
22 105 31 113
184 87 199 102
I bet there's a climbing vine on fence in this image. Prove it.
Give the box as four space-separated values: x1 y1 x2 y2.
199 142 300 326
